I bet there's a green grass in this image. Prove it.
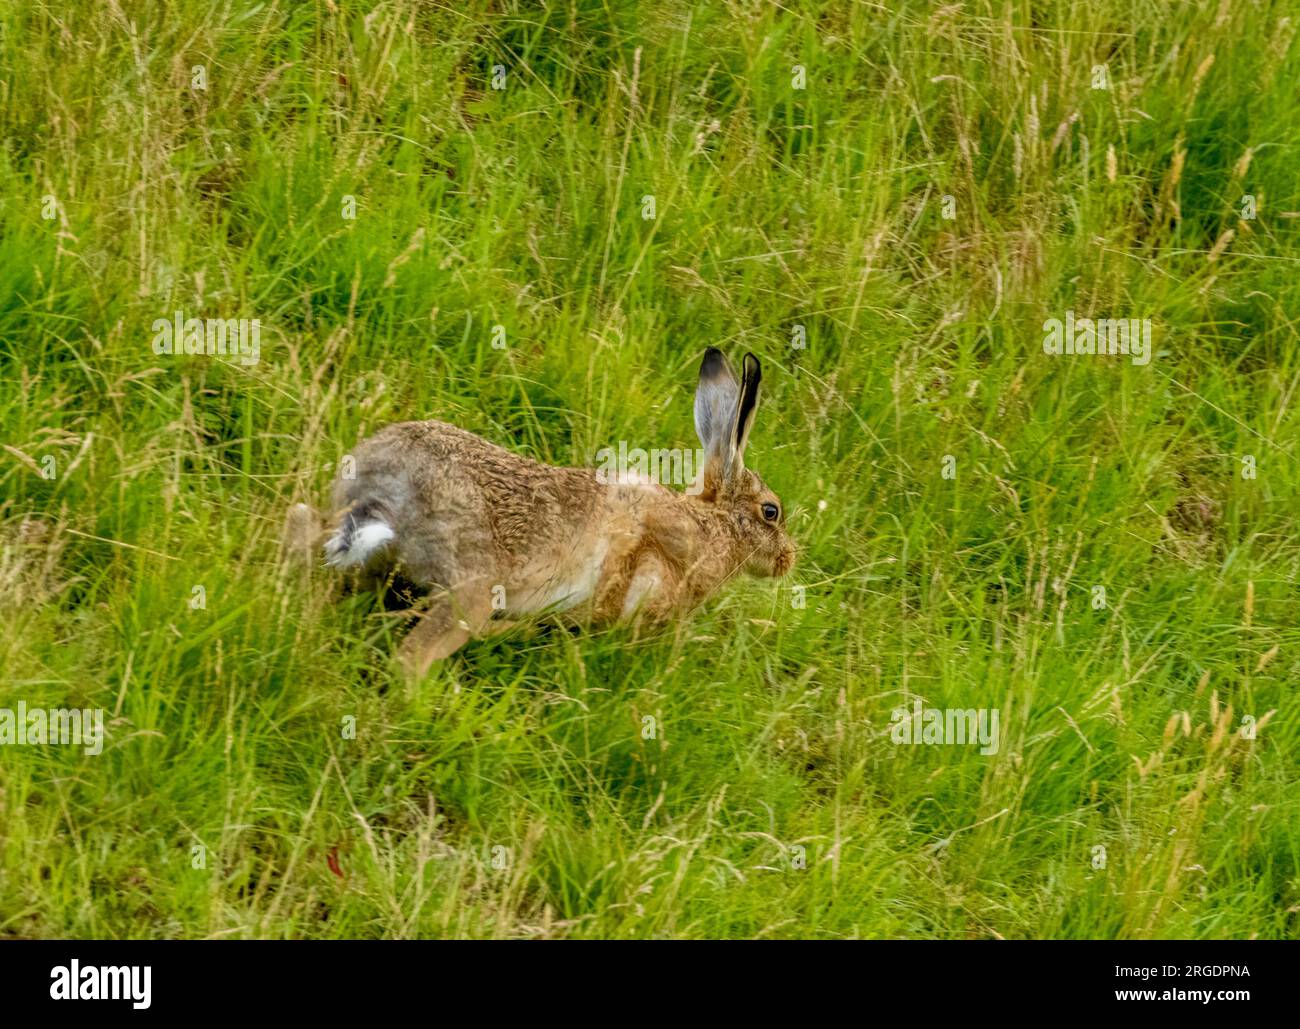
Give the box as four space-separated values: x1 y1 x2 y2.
1 0 1298 939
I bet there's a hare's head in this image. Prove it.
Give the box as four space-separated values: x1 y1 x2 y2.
693 348 796 578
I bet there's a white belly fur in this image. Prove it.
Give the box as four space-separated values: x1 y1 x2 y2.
511 537 610 615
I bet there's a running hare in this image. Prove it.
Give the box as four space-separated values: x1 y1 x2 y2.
288 348 794 675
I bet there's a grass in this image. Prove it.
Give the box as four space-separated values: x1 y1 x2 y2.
1 0 1298 939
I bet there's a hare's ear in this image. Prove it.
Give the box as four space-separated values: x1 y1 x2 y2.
729 353 762 473
695 348 740 496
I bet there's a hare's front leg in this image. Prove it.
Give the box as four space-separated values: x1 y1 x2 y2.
592 546 676 627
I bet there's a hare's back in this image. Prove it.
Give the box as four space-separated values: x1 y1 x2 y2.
338 419 523 515
332 420 599 580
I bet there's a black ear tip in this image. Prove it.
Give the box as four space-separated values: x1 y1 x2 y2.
700 347 726 376
743 352 762 379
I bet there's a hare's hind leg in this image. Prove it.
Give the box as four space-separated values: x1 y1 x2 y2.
282 502 325 565
398 583 493 677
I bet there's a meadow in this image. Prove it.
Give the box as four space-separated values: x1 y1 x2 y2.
1 0 1298 939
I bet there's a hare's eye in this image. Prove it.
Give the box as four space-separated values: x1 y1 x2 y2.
761 502 779 522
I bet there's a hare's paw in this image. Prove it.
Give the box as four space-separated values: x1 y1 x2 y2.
282 502 324 565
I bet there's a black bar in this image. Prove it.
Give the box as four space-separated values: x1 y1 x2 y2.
0 940 1286 1015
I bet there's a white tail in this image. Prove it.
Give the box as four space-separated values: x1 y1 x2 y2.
323 518 395 569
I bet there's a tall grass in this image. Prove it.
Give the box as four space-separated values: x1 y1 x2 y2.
0 0 1297 938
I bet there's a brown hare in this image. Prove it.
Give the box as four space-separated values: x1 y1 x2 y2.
288 348 794 676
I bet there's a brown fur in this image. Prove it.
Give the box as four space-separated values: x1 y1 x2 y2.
287 350 795 676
